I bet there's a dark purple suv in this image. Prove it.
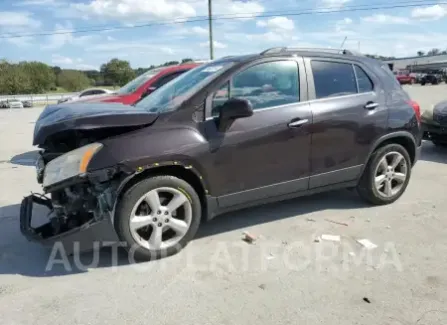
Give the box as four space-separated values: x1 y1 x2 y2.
22 47 422 261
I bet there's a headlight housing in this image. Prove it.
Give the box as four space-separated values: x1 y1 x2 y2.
43 143 103 188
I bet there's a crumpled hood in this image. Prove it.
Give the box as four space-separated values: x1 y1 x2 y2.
33 102 159 146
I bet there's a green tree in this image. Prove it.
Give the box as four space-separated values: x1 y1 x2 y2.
100 58 135 86
417 51 425 56
0 62 32 95
57 70 91 92
19 61 55 93
427 48 440 56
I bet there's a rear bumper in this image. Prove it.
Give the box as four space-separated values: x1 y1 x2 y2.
20 193 119 255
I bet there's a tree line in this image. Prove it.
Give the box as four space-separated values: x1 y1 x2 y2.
2 49 447 95
0 57 194 95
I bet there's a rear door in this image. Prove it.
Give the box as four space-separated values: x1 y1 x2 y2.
305 58 387 188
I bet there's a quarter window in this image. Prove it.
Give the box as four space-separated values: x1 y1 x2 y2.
354 65 374 92
311 61 357 99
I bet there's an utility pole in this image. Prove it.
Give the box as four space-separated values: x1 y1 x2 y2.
208 0 214 60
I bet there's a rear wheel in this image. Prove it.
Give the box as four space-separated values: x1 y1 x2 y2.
115 175 202 261
357 144 411 205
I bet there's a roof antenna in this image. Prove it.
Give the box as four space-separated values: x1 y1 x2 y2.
339 36 347 50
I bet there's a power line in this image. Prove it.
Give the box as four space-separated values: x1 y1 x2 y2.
0 1 444 39
0 0 437 37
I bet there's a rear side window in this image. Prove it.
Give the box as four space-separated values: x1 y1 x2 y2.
354 65 373 92
311 61 357 99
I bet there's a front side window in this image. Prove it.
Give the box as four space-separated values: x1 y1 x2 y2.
311 60 357 99
232 61 300 110
211 60 300 116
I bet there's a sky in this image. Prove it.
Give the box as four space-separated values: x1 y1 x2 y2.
1 0 447 70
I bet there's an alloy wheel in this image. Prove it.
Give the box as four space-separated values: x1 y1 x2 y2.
374 151 408 198
129 187 192 250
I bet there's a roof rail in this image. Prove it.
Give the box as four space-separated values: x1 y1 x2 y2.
261 47 361 56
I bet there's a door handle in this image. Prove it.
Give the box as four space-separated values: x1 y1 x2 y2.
365 102 379 110
288 119 309 128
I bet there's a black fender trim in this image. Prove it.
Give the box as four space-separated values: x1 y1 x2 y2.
360 131 418 176
111 161 210 225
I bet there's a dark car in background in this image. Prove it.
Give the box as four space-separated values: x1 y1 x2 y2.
420 70 443 85
79 62 205 105
421 100 447 147
22 47 422 261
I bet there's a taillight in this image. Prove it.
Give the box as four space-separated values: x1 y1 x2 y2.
408 100 421 123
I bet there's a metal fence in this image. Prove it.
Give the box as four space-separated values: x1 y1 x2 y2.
0 92 78 106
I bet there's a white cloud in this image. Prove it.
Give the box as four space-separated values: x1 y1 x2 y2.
320 0 351 9
211 0 264 20
0 11 41 28
15 0 63 6
200 40 227 49
191 26 208 36
411 5 447 21
362 14 410 24
257 17 295 31
52 54 73 65
72 0 196 22
51 54 98 70
41 22 96 50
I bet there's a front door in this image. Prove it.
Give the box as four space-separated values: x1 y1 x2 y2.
203 58 312 208
305 58 388 188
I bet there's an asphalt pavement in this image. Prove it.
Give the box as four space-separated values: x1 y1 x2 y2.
0 85 446 325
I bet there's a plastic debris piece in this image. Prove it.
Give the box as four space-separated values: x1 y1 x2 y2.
325 219 348 226
242 231 256 244
363 297 371 303
349 252 356 257
266 253 275 260
306 217 316 222
314 236 321 243
357 239 378 250
321 234 341 242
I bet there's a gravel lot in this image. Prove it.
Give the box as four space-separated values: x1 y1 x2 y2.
1 86 447 325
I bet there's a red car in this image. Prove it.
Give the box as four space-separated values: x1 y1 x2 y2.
81 62 202 105
394 70 416 85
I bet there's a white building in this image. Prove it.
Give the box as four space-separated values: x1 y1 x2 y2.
384 54 447 72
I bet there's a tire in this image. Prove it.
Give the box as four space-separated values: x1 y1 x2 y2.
114 175 202 261
357 143 412 205
421 82 425 86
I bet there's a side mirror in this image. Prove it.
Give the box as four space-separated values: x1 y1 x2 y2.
217 98 253 131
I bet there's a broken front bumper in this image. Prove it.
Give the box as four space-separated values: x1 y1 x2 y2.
20 193 119 255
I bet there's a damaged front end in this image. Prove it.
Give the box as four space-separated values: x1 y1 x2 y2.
20 143 123 255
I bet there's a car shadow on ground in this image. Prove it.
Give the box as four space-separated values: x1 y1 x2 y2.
419 141 447 164
9 150 39 166
0 189 368 278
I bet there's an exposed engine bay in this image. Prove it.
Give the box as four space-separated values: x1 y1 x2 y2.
23 126 144 252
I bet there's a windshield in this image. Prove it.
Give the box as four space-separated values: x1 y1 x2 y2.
117 67 164 95
135 60 236 113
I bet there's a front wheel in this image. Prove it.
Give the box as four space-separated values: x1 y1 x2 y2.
114 175 202 261
357 144 412 205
